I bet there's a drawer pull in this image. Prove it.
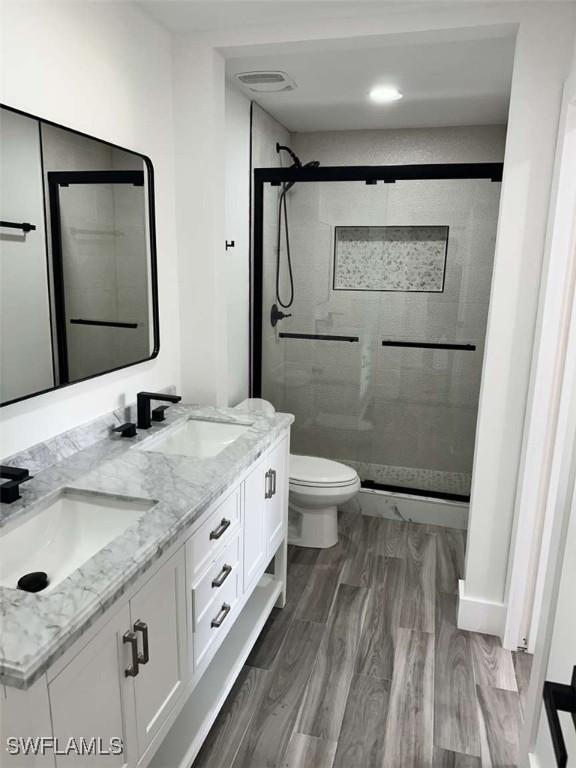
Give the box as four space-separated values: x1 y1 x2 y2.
212 564 232 588
211 603 231 628
210 518 231 540
123 631 139 677
265 469 273 499
134 619 149 665
271 469 277 496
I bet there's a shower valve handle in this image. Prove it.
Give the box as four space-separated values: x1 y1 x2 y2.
271 304 292 327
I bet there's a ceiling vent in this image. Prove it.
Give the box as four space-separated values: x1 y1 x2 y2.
235 71 296 93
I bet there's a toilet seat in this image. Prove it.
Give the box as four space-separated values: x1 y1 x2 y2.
289 455 358 488
288 455 360 549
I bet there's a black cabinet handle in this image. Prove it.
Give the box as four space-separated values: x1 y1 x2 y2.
211 603 231 628
264 469 273 499
123 631 139 677
210 518 231 540
544 666 576 767
212 564 232 588
133 620 149 665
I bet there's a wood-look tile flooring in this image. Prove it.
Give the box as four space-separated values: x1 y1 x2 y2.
193 511 531 768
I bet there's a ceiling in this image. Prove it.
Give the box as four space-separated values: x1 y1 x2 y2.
139 2 515 132
139 1 440 33
226 34 514 132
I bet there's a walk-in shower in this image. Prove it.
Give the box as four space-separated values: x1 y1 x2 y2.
252 161 503 509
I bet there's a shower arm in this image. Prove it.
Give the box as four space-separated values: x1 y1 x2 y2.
275 143 302 167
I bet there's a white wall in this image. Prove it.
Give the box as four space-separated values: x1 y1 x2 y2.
461 9 576 633
172 35 227 407
515 36 576 765
504 35 576 652
225 83 251 405
0 1 180 458
519 74 576 757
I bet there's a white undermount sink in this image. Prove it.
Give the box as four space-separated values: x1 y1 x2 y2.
0 489 153 593
138 418 251 459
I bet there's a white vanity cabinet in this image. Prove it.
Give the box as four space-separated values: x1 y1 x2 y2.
263 436 288 558
2 428 290 768
242 457 268 592
188 487 243 671
48 603 137 768
130 547 188 756
46 546 188 767
243 435 289 592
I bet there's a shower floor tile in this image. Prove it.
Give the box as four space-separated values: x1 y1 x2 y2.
347 460 472 496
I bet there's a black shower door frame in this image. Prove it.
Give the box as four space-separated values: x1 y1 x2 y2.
251 161 503 396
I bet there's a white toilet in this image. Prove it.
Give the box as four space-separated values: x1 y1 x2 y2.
234 399 360 549
288 455 360 549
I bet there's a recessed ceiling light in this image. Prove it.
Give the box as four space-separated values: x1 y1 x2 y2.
369 86 403 103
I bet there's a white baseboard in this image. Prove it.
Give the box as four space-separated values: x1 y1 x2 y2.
458 579 507 637
356 488 468 529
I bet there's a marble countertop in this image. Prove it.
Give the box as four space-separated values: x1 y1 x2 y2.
0 405 293 689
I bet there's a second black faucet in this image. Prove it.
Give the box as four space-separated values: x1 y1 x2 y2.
137 392 182 430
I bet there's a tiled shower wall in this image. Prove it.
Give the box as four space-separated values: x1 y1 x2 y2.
257 124 506 496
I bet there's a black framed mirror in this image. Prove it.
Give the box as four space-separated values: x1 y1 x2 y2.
0 104 159 407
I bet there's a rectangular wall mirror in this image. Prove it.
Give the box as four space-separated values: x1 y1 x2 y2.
0 105 159 406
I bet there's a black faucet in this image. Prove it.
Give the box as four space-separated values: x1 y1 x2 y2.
0 465 31 504
137 392 182 429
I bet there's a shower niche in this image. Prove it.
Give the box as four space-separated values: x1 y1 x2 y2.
253 162 503 502
333 225 449 293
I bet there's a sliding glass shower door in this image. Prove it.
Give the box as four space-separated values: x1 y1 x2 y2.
256 171 501 500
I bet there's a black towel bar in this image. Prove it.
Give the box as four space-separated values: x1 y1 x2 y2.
279 332 359 342
0 220 36 233
70 319 138 329
381 340 476 351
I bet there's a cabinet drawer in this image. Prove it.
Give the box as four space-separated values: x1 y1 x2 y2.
188 487 240 580
192 534 240 627
193 569 239 668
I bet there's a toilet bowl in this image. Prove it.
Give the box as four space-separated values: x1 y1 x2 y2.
288 455 360 549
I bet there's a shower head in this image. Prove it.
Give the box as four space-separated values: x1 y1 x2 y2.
283 159 320 192
275 144 320 192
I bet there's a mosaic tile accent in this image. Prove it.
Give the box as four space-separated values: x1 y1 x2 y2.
333 225 448 292
346 459 471 497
